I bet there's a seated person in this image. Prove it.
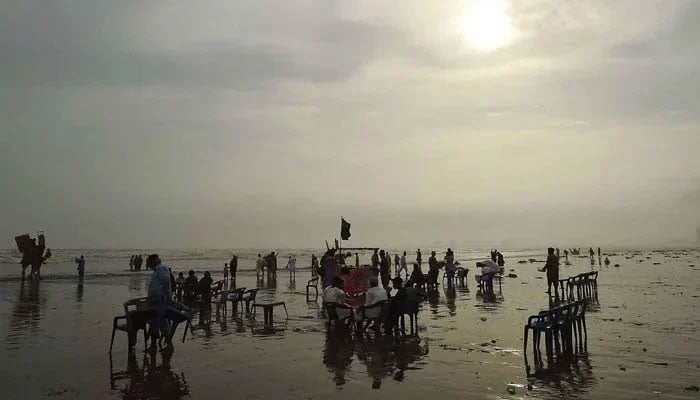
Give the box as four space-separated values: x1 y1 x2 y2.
363 279 388 321
323 276 351 321
406 263 426 288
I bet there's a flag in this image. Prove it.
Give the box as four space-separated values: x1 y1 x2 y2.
341 217 351 240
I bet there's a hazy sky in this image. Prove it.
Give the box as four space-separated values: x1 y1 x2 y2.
2 0 700 249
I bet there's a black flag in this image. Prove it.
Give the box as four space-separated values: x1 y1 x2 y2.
341 217 351 240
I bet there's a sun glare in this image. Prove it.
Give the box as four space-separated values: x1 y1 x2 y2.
458 0 514 51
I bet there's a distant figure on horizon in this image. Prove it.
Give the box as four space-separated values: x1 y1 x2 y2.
604 257 611 266
563 249 569 261
371 249 380 269
597 247 601 257
230 254 238 283
589 247 595 259
556 248 560 259
286 255 297 280
380 250 391 289
256 254 265 279
490 250 497 263
175 272 186 298
540 248 560 302
75 255 85 280
416 249 422 266
129 255 134 271
311 254 319 277
394 253 400 275
184 270 198 299
223 263 229 282
398 251 408 278
427 251 439 287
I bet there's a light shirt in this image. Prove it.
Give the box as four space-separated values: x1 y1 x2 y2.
148 264 172 302
400 255 407 269
287 257 296 271
479 259 500 274
323 286 346 304
256 257 264 271
364 286 388 319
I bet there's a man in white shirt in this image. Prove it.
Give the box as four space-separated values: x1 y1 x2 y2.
364 279 388 319
255 254 265 280
398 251 408 278
146 254 172 345
323 276 351 320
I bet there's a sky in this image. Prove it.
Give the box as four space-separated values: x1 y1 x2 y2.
1 0 700 249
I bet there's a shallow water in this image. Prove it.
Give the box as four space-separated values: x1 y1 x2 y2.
0 249 699 399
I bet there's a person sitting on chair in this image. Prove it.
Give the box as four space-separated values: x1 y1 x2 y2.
406 263 425 288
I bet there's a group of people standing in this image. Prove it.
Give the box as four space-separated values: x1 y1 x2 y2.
129 255 145 271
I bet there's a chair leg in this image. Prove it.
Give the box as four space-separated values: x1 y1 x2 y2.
109 325 117 353
523 326 529 360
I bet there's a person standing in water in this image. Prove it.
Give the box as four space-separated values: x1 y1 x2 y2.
146 254 173 345
311 254 319 277
75 255 85 280
256 254 265 280
223 263 229 282
416 249 422 267
398 251 408 278
286 255 297 280
540 248 560 301
229 254 238 284
394 253 400 276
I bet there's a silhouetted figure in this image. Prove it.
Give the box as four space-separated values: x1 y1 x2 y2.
416 249 422 266
380 250 391 289
556 248 560 259
371 249 379 269
223 263 229 282
497 251 505 267
407 263 425 288
564 249 569 261
175 272 185 298
604 257 611 266
589 247 595 259
286 255 297 280
597 247 601 257
146 254 173 346
398 251 408 278
385 277 406 334
184 270 198 300
540 248 560 301
229 254 238 283
197 271 213 306
75 255 85 280
311 254 319 278
491 250 497 263
355 253 360 268
256 254 265 279
427 251 439 287
394 253 400 273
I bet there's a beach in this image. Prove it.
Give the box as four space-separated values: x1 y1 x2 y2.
0 248 699 399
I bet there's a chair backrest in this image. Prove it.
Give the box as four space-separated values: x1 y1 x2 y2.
245 289 259 300
124 297 150 313
307 277 319 286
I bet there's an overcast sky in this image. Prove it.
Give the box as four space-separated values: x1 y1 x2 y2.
2 0 699 249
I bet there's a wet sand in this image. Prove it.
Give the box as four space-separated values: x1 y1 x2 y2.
0 249 699 399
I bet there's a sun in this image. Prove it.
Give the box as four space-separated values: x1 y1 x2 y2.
458 0 514 51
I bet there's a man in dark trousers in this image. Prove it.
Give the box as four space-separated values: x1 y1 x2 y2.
540 248 560 301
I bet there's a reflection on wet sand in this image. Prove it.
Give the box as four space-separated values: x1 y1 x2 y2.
323 330 428 388
6 280 46 349
526 354 597 399
109 349 190 399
